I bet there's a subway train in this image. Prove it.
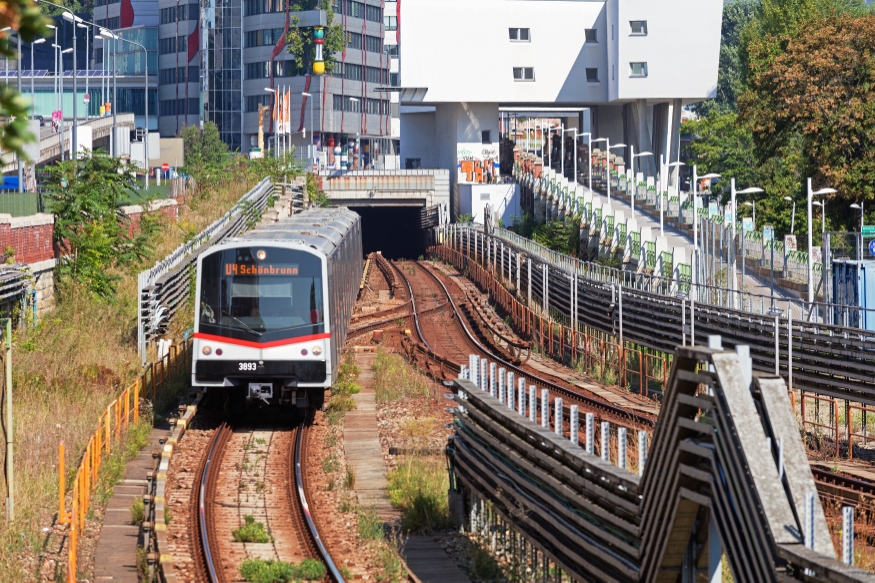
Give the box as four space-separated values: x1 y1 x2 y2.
191 207 362 408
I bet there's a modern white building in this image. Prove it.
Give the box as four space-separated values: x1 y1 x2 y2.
397 0 723 217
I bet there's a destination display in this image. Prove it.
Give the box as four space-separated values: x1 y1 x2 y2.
224 263 299 276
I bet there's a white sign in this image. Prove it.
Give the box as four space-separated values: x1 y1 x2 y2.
742 217 753 232
763 226 774 242
784 234 797 252
811 246 822 264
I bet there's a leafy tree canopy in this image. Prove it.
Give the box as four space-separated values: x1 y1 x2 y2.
45 151 160 297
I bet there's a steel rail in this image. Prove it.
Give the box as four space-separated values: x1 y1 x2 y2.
294 422 346 582
197 423 232 583
407 260 654 428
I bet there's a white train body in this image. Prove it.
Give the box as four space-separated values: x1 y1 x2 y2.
191 208 362 407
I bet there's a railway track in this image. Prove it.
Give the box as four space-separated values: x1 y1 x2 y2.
393 258 656 431
192 417 344 583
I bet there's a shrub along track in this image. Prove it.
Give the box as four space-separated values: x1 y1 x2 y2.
190 416 345 582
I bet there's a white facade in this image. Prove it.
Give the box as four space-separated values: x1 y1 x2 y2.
397 0 722 216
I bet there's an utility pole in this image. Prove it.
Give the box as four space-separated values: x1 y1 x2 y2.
2 318 12 522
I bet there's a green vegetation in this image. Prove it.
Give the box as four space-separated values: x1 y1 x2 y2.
239 558 327 583
372 348 431 402
532 215 581 257
387 457 455 533
685 0 875 242
130 497 145 525
45 152 162 297
232 515 272 543
0 160 262 580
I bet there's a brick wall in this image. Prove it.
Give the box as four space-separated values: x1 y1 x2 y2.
0 214 55 264
0 199 179 265
121 199 180 237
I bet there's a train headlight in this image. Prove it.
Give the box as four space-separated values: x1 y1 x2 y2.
256 249 267 260
311 346 323 356
202 346 212 355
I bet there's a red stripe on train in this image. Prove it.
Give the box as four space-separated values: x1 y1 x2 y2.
193 332 331 349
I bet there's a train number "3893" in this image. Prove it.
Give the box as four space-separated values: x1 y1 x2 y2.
238 362 257 371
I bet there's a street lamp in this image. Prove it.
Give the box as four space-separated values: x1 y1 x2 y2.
77 23 89 118
813 200 826 237
629 145 653 220
60 11 83 158
97 28 119 157
784 196 796 234
577 131 592 193
688 167 720 345
30 38 45 118
302 91 313 165
110 34 150 185
730 179 763 309
806 178 837 313
265 87 276 157
851 202 864 258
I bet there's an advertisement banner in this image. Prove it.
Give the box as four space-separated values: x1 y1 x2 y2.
784 234 797 252
742 217 754 232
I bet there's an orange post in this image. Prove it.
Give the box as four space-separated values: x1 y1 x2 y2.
134 379 140 425
152 363 157 400
78 468 85 527
58 441 70 525
105 407 112 454
124 388 130 430
69 479 78 583
835 399 841 458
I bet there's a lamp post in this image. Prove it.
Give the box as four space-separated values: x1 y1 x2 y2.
628 144 652 221
689 167 721 345
30 38 45 118
60 11 82 158
78 22 88 118
110 34 149 185
730 179 764 309
784 196 797 234
806 178 837 315
302 91 313 165
265 87 276 157
813 200 826 237
0 318 13 522
851 201 864 259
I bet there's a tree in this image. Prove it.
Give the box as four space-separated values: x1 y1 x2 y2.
682 112 757 204
46 152 158 297
740 13 875 234
693 0 758 116
0 1 50 159
286 0 346 75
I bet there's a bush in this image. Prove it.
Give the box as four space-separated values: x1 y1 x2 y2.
232 515 271 543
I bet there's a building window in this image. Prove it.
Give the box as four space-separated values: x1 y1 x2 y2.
332 95 362 113
481 130 491 145
384 16 397 31
245 60 299 79
585 68 599 82
405 158 421 169
389 72 399 86
245 28 285 48
513 67 534 81
365 4 381 23
630 62 648 77
508 28 530 41
365 35 382 53
585 29 598 43
244 0 284 16
177 35 187 52
630 20 648 35
159 37 176 55
612 64 615 80
245 94 273 113
611 25 614 40
385 44 398 57
348 31 363 50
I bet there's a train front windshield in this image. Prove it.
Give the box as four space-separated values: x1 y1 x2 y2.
198 247 324 343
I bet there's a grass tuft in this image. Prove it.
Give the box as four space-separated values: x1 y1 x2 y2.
232 515 271 543
239 558 326 583
129 497 145 525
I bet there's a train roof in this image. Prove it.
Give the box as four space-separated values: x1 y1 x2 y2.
221 207 361 257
